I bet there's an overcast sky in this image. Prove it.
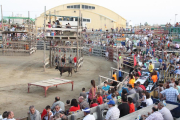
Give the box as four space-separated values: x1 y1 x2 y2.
1 0 180 26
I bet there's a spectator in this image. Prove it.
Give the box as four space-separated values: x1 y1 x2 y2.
129 74 135 88
175 81 180 93
121 89 128 97
106 88 115 101
102 81 111 94
88 80 97 104
105 100 120 120
97 92 103 105
128 97 135 113
82 108 95 120
118 68 123 82
127 85 136 95
79 96 89 109
65 100 71 115
148 61 153 73
41 105 53 120
54 105 63 114
142 106 163 120
146 92 153 106
59 111 68 120
73 55 77 68
137 81 146 91
29 106 41 120
69 99 80 112
118 95 129 117
112 71 117 81
53 113 60 120
160 83 180 102
51 97 65 111
80 88 87 100
158 101 173 120
111 93 117 101
151 70 158 83
134 83 143 98
68 54 73 65
137 91 147 109
2 111 8 120
6 111 15 120
90 99 98 108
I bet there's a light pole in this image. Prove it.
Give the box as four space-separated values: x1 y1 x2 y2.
175 14 178 25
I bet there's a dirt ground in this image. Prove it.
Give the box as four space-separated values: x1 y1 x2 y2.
0 50 116 118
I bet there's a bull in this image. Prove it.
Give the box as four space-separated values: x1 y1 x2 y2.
55 66 73 76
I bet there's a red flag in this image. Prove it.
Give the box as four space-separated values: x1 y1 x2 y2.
134 55 137 66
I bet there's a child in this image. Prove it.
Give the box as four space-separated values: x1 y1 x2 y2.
90 99 98 108
65 100 71 115
97 92 103 105
137 91 147 109
41 105 53 120
80 88 87 100
128 97 135 113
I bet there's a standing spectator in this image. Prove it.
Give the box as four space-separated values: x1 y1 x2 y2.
118 95 129 117
82 108 95 120
158 101 173 120
88 80 97 104
52 21 56 28
97 92 103 105
73 55 77 67
146 92 153 106
118 68 123 82
112 71 117 81
105 100 120 120
68 54 73 65
51 97 65 111
80 88 87 99
148 61 154 73
48 22 51 28
134 83 143 98
90 99 98 108
127 85 136 95
129 74 135 88
2 111 8 120
29 106 41 120
69 99 80 112
128 97 135 113
160 83 180 102
79 96 89 109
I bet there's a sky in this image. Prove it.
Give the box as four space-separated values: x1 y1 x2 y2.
1 0 180 26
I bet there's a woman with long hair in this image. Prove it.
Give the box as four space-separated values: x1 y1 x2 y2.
88 80 96 104
69 99 80 112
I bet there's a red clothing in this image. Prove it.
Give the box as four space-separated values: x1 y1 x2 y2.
41 109 47 120
90 103 98 108
128 103 135 113
73 57 77 63
69 105 80 112
139 85 146 91
138 71 141 76
97 96 103 104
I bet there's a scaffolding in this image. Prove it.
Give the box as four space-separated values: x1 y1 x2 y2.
0 10 37 56
42 6 83 71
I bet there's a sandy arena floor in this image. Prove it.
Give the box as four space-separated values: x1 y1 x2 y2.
0 50 116 118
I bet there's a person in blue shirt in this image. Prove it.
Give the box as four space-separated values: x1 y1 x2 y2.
118 68 123 82
102 81 110 93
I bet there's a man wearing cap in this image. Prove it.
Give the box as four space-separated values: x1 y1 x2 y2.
105 100 120 120
82 108 95 120
158 101 173 120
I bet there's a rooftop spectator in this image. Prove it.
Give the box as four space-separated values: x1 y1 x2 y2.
118 95 129 117
69 99 80 112
160 83 180 102
128 97 135 113
142 106 163 120
82 108 95 120
105 100 120 120
158 101 173 120
79 96 89 109
51 97 65 111
80 88 87 100
127 85 136 95
29 106 41 120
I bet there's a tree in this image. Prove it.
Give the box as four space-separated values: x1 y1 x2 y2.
144 22 148 26
0 19 7 23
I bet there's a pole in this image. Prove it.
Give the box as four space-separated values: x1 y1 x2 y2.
49 11 52 67
44 6 46 71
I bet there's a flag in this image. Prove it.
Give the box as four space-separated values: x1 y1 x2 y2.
134 55 137 66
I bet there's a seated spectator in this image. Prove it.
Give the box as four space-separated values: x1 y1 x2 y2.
51 97 65 111
106 88 115 101
127 85 136 95
102 81 111 94
111 93 117 101
175 81 180 93
79 96 90 109
146 92 153 106
160 83 180 102
41 105 53 120
2 111 8 120
134 83 143 98
69 99 80 112
106 100 120 120
118 95 129 117
29 106 41 120
97 92 103 104
82 108 95 120
142 106 163 120
128 97 135 113
137 91 147 109
158 101 173 120
151 70 158 83
6 111 16 120
59 111 68 120
121 88 128 97
90 99 98 108
65 100 71 115
137 81 146 91
54 105 63 114
80 88 87 99
53 113 60 120
129 74 135 88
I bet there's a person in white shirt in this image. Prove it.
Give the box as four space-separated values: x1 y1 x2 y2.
2 111 8 120
44 105 53 120
158 101 173 120
146 92 153 106
105 100 120 120
175 42 179 49
142 106 163 120
82 108 95 120
6 111 15 120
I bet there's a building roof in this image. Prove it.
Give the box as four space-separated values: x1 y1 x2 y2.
3 16 35 21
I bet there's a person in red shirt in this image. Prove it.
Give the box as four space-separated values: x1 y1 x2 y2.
73 55 77 67
97 92 103 105
90 99 98 108
69 99 80 112
137 81 146 91
128 97 135 113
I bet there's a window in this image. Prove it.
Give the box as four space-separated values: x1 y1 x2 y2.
59 18 62 21
82 5 95 9
89 6 92 9
85 5 88 9
74 5 77 8
75 17 78 21
70 6 73 8
82 5 85 9
92 6 95 9
77 5 80 8
67 6 70 8
83 19 86 22
87 19 90 22
67 5 80 9
70 17 73 21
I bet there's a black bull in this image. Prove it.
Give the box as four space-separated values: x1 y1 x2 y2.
55 66 73 76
